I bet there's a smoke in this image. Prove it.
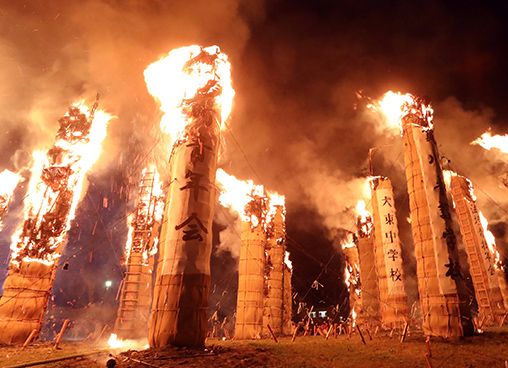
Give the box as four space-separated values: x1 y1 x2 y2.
214 206 242 259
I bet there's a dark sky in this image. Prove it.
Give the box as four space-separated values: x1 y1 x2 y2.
1 0 508 321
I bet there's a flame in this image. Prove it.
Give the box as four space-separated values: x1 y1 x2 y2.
351 307 357 327
355 200 373 238
284 250 293 270
124 168 165 262
471 131 508 154
216 169 254 220
479 211 501 267
341 232 356 249
10 100 111 266
144 45 234 147
367 91 433 134
108 333 124 349
216 169 285 230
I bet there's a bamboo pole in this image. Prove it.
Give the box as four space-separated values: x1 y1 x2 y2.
400 322 409 343
96 324 108 342
356 325 366 344
21 329 38 350
54 319 70 349
266 324 278 343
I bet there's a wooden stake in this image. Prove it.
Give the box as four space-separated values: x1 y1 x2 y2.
83 332 94 342
389 328 394 338
22 329 38 350
266 324 278 343
96 324 108 342
374 326 379 335
500 313 507 326
400 322 409 343
325 325 333 340
54 319 70 349
425 353 433 368
338 324 343 335
356 325 366 345
347 325 352 338
291 325 299 342
425 336 432 357
365 328 372 340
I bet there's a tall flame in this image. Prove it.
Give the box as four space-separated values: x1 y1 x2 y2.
10 100 110 266
367 91 433 134
144 45 234 146
471 131 508 154
216 169 285 230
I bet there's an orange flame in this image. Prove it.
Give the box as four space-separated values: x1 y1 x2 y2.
367 91 433 134
216 169 285 230
144 45 234 146
10 101 111 266
471 131 508 154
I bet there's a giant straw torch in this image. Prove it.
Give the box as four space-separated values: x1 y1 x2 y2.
371 92 474 337
145 46 234 348
0 97 110 344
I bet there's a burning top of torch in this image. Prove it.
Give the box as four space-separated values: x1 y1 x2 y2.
367 91 434 134
10 98 110 266
216 169 285 230
144 45 234 147
355 200 373 238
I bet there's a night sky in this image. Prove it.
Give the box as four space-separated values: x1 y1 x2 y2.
1 1 508 324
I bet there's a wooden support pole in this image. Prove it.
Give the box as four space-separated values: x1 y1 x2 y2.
325 325 333 340
365 328 372 340
83 332 94 342
291 325 299 342
21 329 38 350
54 319 70 350
500 313 507 326
400 322 409 343
347 325 352 338
96 324 108 342
266 324 278 343
425 336 432 357
356 325 366 345
425 353 433 368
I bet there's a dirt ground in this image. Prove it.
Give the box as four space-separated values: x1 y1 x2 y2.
1 327 508 368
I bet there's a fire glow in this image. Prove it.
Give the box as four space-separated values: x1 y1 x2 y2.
10 99 110 266
367 91 434 134
216 169 285 230
355 200 373 238
0 170 21 227
124 168 164 263
471 131 508 154
144 45 234 147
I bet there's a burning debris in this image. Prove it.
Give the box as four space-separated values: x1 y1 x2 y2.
146 45 234 348
0 170 21 228
0 96 110 345
114 168 164 340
